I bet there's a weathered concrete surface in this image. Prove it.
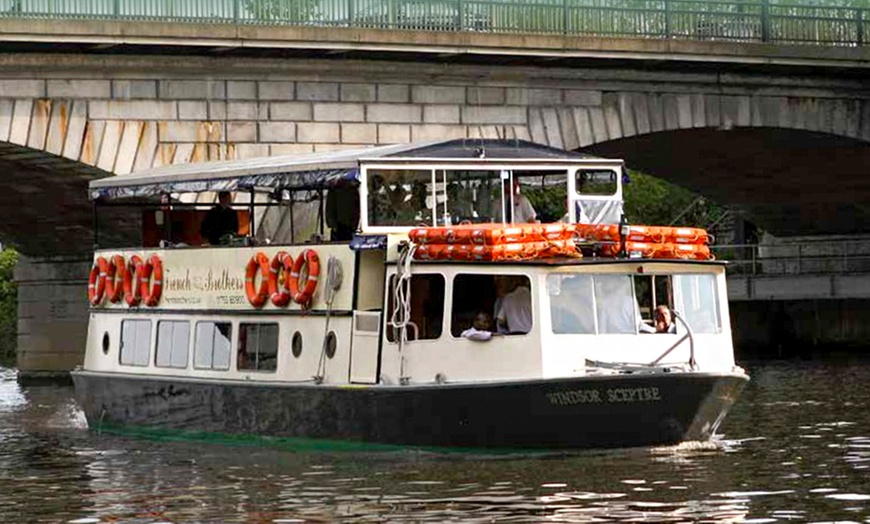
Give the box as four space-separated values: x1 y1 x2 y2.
14 256 89 379
1 53 870 256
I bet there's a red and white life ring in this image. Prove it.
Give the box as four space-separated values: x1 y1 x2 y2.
245 252 271 308
288 248 320 307
87 256 109 306
104 254 125 304
139 254 164 307
124 255 144 307
268 251 293 307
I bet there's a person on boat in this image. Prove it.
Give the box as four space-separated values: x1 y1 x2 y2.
200 191 238 245
654 305 677 334
461 312 494 342
503 178 538 224
494 276 533 335
326 180 360 241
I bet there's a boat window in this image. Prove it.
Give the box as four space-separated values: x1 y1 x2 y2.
594 275 637 334
633 275 674 332
437 170 503 225
572 169 623 224
674 274 721 334
386 274 445 342
119 319 152 367
238 323 279 372
548 274 595 334
155 321 190 369
194 322 232 371
367 169 433 227
451 274 532 337
576 170 618 196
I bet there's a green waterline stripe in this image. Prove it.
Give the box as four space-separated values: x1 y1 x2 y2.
92 422 555 456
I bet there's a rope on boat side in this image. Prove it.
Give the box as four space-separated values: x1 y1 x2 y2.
390 242 416 385
313 255 343 384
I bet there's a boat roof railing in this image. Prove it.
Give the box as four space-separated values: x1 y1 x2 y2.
89 139 603 201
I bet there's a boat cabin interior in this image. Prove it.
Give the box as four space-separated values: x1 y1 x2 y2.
85 139 734 387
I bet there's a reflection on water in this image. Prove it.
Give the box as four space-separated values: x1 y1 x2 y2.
2 359 870 523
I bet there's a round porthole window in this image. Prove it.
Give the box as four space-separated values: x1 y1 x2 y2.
292 331 303 358
101 332 110 355
325 331 337 359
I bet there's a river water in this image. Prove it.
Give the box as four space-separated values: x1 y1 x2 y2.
1 359 869 523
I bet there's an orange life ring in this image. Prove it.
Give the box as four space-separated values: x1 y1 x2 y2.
87 256 109 306
124 255 144 307
139 254 164 307
268 251 293 307
245 252 271 307
288 248 320 307
104 254 125 304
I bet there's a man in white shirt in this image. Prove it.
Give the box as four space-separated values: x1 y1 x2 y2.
494 277 533 334
504 179 538 224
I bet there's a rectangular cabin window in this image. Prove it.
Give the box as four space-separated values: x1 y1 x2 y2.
367 169 433 227
573 169 622 224
593 275 637 334
452 274 532 337
194 322 232 371
155 321 190 369
576 169 618 196
547 274 595 334
633 275 674 333
438 170 504 224
120 319 151 367
674 274 721 334
238 323 279 372
386 274 445 342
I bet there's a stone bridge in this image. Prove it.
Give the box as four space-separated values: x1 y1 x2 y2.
4 21 870 375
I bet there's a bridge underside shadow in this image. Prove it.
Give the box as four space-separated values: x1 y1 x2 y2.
584 128 870 236
0 143 108 256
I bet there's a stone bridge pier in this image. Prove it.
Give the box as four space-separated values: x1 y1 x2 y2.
2 48 870 376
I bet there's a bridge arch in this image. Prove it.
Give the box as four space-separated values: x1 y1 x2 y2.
523 93 870 236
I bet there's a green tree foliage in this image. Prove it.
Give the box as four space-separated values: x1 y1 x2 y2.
0 249 17 367
243 0 321 21
523 170 724 228
623 170 724 228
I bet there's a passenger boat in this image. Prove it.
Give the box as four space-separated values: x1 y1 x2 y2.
72 139 749 450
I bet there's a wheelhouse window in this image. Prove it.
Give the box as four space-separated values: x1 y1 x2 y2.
238 323 279 372
548 274 595 334
547 272 720 335
386 274 445 341
674 274 721 334
194 322 232 371
155 321 190 369
593 275 637 334
634 274 674 333
120 319 151 366
451 274 532 337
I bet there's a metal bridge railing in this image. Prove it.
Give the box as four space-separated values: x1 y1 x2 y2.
0 0 868 47
712 241 870 276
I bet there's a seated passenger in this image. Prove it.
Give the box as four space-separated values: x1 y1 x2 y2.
654 305 677 334
461 312 494 342
494 276 533 335
200 191 239 245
